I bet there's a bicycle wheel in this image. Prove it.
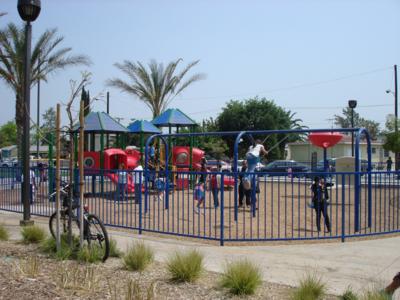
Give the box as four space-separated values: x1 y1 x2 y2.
49 211 80 240
85 214 110 262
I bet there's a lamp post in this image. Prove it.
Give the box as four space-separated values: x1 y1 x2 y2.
17 0 41 226
348 100 357 157
36 53 41 159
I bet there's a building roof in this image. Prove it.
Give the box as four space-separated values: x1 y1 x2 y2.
73 111 128 133
152 108 197 127
127 120 161 134
0 145 17 151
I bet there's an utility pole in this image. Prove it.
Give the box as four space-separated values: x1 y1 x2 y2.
395 65 398 170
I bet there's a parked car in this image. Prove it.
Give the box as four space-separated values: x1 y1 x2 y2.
258 160 310 177
1 158 18 167
206 159 231 172
234 160 265 172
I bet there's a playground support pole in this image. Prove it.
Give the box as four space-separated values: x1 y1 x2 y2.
74 133 78 167
48 133 54 197
189 127 193 188
140 132 144 165
220 173 225 246
79 100 85 247
100 132 104 194
55 104 61 251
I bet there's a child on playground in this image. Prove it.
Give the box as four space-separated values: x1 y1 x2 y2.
118 163 127 200
245 139 268 173
310 176 331 233
194 157 208 214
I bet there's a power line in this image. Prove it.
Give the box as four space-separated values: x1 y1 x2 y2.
175 66 391 102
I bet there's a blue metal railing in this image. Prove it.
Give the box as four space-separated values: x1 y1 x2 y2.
0 166 399 244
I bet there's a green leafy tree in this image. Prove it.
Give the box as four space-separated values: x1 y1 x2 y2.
216 97 305 158
383 132 400 154
0 23 91 157
0 121 17 148
107 59 205 118
39 107 56 145
334 107 380 139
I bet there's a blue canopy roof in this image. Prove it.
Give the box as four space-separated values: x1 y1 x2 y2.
73 111 128 133
152 108 197 127
127 120 161 134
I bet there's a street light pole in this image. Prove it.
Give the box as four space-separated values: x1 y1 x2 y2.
348 100 357 157
18 0 41 226
36 54 40 160
21 20 32 224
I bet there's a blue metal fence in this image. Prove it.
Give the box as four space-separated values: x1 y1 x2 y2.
1 166 399 245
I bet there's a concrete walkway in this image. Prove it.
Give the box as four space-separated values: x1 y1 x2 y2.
1 210 399 298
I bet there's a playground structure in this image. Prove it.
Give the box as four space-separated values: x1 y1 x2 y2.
1 118 399 245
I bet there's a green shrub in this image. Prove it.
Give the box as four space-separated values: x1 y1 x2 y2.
340 287 358 300
291 273 326 300
220 259 262 295
21 225 46 244
0 224 9 241
166 249 204 282
109 238 123 258
40 234 79 260
123 242 154 272
77 244 104 263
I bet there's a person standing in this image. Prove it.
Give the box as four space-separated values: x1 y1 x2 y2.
22 169 37 204
246 139 268 173
210 165 222 208
195 157 208 214
117 163 127 200
30 168 37 204
238 160 251 208
386 156 393 172
133 164 144 203
311 176 331 233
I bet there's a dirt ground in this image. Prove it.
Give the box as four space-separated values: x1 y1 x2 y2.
0 239 335 300
1 176 399 243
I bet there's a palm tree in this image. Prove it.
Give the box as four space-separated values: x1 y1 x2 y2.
107 59 205 118
0 23 90 156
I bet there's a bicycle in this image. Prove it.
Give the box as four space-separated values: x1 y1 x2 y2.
48 182 110 262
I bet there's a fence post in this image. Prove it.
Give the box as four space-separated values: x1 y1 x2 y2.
341 174 345 243
220 173 224 246
139 171 142 234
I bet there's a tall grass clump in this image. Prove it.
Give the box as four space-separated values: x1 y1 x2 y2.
58 264 99 291
340 287 358 300
291 273 327 300
0 224 9 241
77 244 104 263
166 249 204 282
40 234 79 260
17 256 40 278
220 259 262 295
21 225 46 244
123 241 154 272
109 238 123 258
361 290 391 300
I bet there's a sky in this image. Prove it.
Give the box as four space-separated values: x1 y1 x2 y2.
0 0 399 130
